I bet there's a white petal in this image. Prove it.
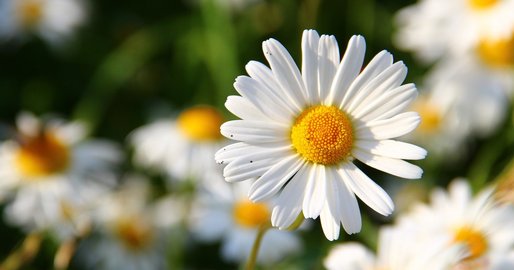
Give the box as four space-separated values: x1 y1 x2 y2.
340 50 393 109
16 112 41 137
338 162 394 216
355 140 427 160
271 164 310 228
345 61 407 114
215 141 290 164
263 39 308 108
249 155 305 201
355 112 420 140
221 144 290 180
326 168 361 234
245 61 300 115
220 120 287 143
302 164 327 218
318 35 340 103
234 76 293 122
326 35 366 106
301 29 320 103
353 149 423 179
320 205 340 241
225 95 267 120
351 83 417 122
224 158 275 182
215 142 250 163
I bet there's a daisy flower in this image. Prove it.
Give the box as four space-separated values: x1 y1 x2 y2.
466 31 514 97
189 182 302 264
0 0 87 45
0 112 121 238
324 226 466 270
215 29 426 240
394 0 514 63
408 58 508 157
398 179 514 268
130 105 227 190
78 178 170 270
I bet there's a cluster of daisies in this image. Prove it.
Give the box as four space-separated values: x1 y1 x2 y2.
324 179 514 270
0 0 513 269
394 0 514 157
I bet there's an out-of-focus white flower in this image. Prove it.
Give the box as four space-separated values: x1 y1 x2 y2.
394 0 514 63
0 0 87 45
399 179 514 268
408 57 508 156
324 226 465 270
189 182 302 264
78 178 171 270
0 112 121 239
216 29 426 240
130 105 227 191
468 32 514 97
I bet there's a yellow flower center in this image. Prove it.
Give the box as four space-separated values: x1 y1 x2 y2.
17 0 43 28
477 33 514 69
15 132 70 178
233 200 270 228
177 106 224 142
468 0 498 10
454 226 488 260
290 105 354 165
115 217 154 251
413 100 442 135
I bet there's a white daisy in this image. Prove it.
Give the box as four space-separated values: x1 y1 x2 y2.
408 58 508 157
78 178 169 270
0 0 87 45
398 179 514 268
464 32 514 97
324 226 466 270
394 0 514 63
130 105 227 190
215 29 426 240
0 112 121 239
189 181 302 264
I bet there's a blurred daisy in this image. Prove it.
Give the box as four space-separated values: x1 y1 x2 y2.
409 58 508 156
394 0 514 62
130 105 226 190
399 179 514 268
467 32 514 97
324 226 465 270
0 112 120 238
189 182 302 264
215 29 426 240
0 0 87 45
78 178 170 270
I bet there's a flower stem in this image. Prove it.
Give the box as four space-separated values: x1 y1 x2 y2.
0 232 42 270
244 224 269 270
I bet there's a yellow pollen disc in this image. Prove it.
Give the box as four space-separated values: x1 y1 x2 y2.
454 226 488 260
15 132 70 178
233 200 270 228
412 99 442 134
290 105 354 165
115 217 154 251
177 106 224 142
477 33 514 68
17 0 43 28
468 0 498 10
